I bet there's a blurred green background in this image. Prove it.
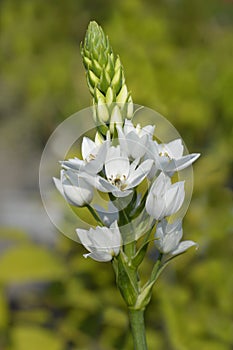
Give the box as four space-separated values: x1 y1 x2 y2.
0 0 232 349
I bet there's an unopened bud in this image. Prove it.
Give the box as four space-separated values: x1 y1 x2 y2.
126 100 134 119
95 131 105 145
116 84 128 104
97 101 110 123
106 87 115 106
112 67 122 94
110 105 123 133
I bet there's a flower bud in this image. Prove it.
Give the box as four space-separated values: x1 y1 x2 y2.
97 100 110 123
146 172 185 220
110 105 123 133
81 21 133 135
53 170 93 207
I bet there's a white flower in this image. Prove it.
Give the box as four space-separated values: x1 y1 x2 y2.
145 172 185 220
61 137 109 174
147 139 200 178
90 146 153 197
155 218 197 255
76 221 122 262
117 120 155 159
53 169 93 207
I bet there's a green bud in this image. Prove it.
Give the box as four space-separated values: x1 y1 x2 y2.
92 59 102 76
95 130 104 145
83 56 92 67
112 67 122 95
116 84 128 104
94 88 106 104
126 100 134 119
115 56 121 71
97 100 110 123
105 54 115 77
106 87 115 106
88 70 99 87
81 21 133 135
99 70 111 94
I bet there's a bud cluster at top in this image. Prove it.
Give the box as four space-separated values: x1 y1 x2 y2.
81 21 133 135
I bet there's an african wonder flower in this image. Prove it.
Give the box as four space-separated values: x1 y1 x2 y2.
76 220 122 262
84 145 153 197
145 172 185 220
155 218 197 255
61 136 109 174
147 138 200 178
53 169 93 207
117 119 155 159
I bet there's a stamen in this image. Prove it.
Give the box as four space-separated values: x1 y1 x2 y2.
108 174 127 190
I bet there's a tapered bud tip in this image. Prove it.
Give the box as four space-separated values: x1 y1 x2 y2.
85 21 106 46
87 21 99 35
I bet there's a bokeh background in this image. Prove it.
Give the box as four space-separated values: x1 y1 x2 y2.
0 0 232 349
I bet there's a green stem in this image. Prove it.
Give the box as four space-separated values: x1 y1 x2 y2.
86 204 103 226
128 308 148 350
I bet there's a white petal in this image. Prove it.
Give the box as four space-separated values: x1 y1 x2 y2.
84 141 109 174
165 153 201 174
164 181 185 216
53 176 65 197
129 158 141 172
154 218 184 254
146 192 166 220
126 132 147 158
165 139 184 158
76 228 93 247
109 220 122 250
117 125 129 157
105 146 129 180
171 241 197 256
112 189 133 198
61 158 84 171
98 176 118 192
124 119 134 134
150 172 170 197
160 233 180 253
76 222 121 262
84 251 113 262
127 159 153 189
110 105 123 133
141 125 155 139
62 171 93 207
82 137 96 160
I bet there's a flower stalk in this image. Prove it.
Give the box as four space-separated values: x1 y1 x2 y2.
128 308 148 350
53 20 200 350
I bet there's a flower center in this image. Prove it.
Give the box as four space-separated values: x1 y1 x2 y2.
159 151 172 160
108 174 127 190
85 153 96 163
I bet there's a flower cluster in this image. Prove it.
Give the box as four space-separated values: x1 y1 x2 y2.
54 118 200 261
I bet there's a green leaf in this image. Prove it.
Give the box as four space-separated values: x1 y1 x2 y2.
134 281 154 310
131 241 150 268
116 253 137 306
